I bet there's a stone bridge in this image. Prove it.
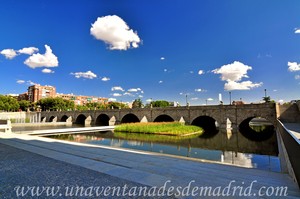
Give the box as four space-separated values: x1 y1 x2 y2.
40 103 277 131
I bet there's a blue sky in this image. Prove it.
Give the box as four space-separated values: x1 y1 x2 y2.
0 0 300 105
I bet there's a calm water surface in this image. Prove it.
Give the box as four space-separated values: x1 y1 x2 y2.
47 127 280 172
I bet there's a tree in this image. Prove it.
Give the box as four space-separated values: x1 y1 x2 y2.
18 100 31 111
152 100 170 107
0 95 20 111
132 99 143 108
37 97 75 111
263 96 271 103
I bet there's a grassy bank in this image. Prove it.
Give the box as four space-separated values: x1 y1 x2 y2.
114 122 203 136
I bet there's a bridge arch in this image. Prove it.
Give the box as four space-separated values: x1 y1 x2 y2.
75 114 87 125
96 114 110 126
121 113 140 123
239 117 275 141
49 116 57 122
41 117 46 122
60 115 69 122
153 114 174 122
191 116 219 138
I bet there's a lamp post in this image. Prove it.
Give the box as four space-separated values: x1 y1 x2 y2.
185 94 188 106
229 91 232 105
264 89 267 98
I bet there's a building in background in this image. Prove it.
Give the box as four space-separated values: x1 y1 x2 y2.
28 84 56 103
18 92 29 101
56 93 108 105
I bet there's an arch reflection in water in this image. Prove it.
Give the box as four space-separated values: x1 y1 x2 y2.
239 117 275 141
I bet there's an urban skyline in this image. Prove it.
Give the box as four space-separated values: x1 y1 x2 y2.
0 1 300 105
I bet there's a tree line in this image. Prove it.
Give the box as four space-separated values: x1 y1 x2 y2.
0 95 173 112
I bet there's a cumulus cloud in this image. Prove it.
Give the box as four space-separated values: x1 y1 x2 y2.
295 28 300 34
124 92 134 97
1 49 18 59
288 62 300 72
70 70 97 79
24 45 58 68
128 88 141 92
159 80 163 84
224 80 263 91
18 47 39 55
27 80 37 85
90 15 141 50
160 57 165 60
207 98 214 101
112 93 122 97
198 70 204 75
212 61 251 82
191 97 199 101
213 61 262 91
111 86 124 92
16 80 25 84
42 68 55 74
295 75 300 80
101 77 110 81
195 88 202 92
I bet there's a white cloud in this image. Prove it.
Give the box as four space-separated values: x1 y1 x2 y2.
128 88 141 92
191 97 199 101
108 98 117 102
124 92 134 97
195 88 202 92
101 77 110 81
198 70 204 75
42 68 55 74
16 80 25 84
18 47 39 55
112 93 122 97
295 75 300 80
159 80 163 84
160 57 165 60
146 99 153 102
207 98 214 101
111 86 124 92
24 45 58 68
164 69 168 72
288 62 300 72
90 15 141 50
212 61 251 82
1 49 18 59
224 80 263 91
70 70 97 79
27 80 37 85
295 28 300 34
213 61 262 91
138 95 143 98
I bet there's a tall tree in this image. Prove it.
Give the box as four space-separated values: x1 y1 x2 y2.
132 99 143 108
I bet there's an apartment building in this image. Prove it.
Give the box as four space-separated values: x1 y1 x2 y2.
28 84 56 103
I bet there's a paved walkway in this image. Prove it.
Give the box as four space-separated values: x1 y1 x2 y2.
283 123 300 140
1 132 300 198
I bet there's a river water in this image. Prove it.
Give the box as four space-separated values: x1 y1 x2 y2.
45 127 280 172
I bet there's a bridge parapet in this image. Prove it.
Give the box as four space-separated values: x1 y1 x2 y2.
40 103 277 129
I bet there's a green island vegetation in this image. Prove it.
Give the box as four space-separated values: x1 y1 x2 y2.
114 122 203 136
